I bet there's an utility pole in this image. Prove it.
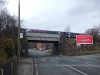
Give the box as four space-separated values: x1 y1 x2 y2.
18 0 20 63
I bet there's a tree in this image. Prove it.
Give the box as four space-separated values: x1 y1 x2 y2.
60 26 73 54
86 26 100 43
0 10 18 59
65 26 70 32
0 0 6 11
0 0 6 49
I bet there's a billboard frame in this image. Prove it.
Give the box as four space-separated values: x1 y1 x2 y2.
76 35 93 45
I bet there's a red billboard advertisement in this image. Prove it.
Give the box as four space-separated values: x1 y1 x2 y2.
76 35 93 44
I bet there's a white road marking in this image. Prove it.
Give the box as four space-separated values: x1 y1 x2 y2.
66 64 100 68
34 59 39 75
65 65 88 75
54 57 62 60
80 57 100 61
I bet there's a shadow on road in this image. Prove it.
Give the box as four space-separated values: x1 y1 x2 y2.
28 49 58 58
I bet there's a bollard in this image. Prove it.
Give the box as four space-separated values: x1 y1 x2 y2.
1 69 3 75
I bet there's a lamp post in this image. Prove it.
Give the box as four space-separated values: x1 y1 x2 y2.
18 0 20 63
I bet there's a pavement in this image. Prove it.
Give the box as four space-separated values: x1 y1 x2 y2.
17 57 33 75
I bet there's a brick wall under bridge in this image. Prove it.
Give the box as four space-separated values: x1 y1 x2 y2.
27 40 60 55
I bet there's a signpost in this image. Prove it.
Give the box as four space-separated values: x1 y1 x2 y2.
76 35 93 52
20 33 23 38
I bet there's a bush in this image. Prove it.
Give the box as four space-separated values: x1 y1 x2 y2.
0 50 7 64
3 38 15 58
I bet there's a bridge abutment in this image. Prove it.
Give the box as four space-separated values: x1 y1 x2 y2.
52 42 60 55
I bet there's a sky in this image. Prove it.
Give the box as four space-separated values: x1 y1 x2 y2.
7 0 100 33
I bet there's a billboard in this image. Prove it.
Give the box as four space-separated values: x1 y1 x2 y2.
76 35 93 44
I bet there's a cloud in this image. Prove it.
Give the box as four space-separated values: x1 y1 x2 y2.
7 0 100 33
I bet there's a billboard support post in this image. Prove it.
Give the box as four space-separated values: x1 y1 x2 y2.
76 44 78 53
76 43 81 53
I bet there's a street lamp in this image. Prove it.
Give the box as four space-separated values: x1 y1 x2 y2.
18 0 20 63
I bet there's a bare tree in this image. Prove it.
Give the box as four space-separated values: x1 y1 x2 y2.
65 26 70 32
86 25 100 43
0 10 18 58
0 0 6 11
60 26 72 54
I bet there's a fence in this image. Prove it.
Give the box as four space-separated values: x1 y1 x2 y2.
0 56 17 75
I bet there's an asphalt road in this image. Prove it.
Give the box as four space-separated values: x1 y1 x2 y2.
28 49 100 75
28 49 50 57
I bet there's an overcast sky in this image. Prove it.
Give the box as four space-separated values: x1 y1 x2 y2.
7 0 100 33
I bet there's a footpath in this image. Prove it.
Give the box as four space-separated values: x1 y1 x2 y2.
17 57 33 75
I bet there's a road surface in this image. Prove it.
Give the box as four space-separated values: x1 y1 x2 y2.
28 49 100 75
28 49 50 57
